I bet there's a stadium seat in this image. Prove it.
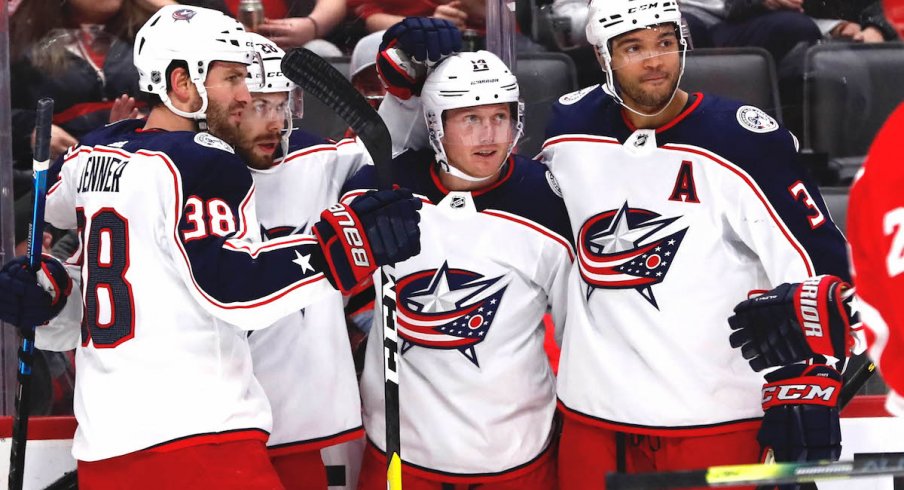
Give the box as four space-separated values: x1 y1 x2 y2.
516 52 579 157
804 43 904 183
680 47 783 123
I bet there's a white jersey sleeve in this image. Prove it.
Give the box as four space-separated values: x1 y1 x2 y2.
378 93 429 156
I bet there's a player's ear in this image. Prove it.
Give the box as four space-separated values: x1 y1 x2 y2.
168 66 197 107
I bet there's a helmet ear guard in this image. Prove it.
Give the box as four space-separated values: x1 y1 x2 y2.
421 51 524 182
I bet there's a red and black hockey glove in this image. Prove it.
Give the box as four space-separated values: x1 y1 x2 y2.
313 189 421 294
728 275 855 372
757 364 842 489
0 254 71 328
377 17 462 99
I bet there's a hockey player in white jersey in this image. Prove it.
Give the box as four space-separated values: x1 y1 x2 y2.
0 6 421 488
239 32 368 489
537 1 857 488
348 38 573 488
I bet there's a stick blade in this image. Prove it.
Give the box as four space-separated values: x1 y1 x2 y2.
280 48 393 189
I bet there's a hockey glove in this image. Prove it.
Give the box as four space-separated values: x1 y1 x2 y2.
728 275 855 372
313 189 421 294
377 17 462 99
0 255 71 328
759 363 842 462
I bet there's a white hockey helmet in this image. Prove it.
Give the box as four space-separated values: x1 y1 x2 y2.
421 51 524 182
134 5 257 122
245 32 304 157
585 0 689 114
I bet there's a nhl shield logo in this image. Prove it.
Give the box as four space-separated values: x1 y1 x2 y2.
578 202 688 309
395 261 509 366
451 196 467 209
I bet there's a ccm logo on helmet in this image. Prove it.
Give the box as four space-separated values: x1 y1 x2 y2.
628 2 660 13
761 384 836 404
325 203 370 267
797 276 824 338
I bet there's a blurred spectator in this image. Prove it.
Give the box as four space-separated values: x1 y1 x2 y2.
804 0 899 41
680 0 892 56
349 30 385 110
221 0 346 55
9 0 156 197
350 0 485 33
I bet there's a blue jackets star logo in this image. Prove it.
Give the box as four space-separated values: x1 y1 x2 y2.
578 202 688 308
395 261 509 366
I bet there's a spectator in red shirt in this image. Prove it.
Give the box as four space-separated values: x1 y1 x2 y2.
350 0 485 33
222 0 347 52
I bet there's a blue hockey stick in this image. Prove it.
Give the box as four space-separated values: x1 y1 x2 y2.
9 97 55 490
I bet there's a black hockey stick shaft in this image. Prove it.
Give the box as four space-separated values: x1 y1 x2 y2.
280 48 403 489
9 97 54 490
840 356 876 408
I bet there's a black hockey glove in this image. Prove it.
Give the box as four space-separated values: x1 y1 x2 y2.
377 17 462 99
313 189 421 294
757 364 842 490
728 275 855 372
0 255 71 328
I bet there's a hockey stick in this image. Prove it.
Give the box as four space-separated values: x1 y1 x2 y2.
280 48 392 188
280 48 403 490
9 97 54 490
607 453 904 489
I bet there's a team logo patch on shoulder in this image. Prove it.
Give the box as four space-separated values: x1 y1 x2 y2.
558 85 598 106
546 171 563 197
194 132 235 154
737 106 778 134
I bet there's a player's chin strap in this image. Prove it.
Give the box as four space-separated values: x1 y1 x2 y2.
436 157 500 183
160 83 211 131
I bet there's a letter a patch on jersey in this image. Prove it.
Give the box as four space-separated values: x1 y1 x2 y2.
669 160 700 203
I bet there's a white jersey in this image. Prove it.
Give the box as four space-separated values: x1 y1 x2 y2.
248 133 368 451
542 89 851 435
342 152 573 478
40 120 336 461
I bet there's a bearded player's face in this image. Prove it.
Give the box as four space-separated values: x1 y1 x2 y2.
235 92 289 171
609 25 682 114
203 61 251 147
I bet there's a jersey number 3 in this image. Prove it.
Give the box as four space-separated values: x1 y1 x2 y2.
78 208 136 348
788 181 825 229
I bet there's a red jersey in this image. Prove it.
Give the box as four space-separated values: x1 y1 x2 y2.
848 102 904 415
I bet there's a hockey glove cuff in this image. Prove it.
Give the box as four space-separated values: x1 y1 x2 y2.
377 17 462 99
728 275 856 372
758 364 842 463
0 254 71 328
313 189 421 293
